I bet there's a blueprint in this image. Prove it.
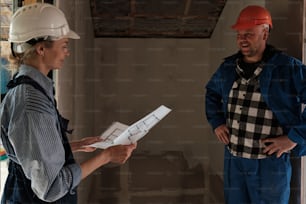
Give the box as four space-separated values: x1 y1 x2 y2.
90 105 172 149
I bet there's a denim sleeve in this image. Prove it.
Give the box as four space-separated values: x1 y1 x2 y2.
286 61 306 146
8 100 81 202
205 69 226 130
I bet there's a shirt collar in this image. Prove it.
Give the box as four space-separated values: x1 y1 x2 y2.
17 64 54 99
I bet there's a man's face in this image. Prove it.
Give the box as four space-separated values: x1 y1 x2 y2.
236 25 268 62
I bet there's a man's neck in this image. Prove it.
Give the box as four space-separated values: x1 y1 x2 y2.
243 55 263 63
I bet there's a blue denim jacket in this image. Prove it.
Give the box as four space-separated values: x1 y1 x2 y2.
205 50 306 156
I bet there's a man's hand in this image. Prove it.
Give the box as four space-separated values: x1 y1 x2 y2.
262 136 297 158
214 124 230 144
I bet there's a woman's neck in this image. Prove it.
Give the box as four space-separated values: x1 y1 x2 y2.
24 59 50 76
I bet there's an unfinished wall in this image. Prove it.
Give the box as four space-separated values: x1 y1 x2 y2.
88 38 211 203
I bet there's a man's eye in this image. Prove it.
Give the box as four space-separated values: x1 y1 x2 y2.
245 33 254 38
237 33 254 39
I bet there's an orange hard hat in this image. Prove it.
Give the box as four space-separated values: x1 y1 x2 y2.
231 5 272 30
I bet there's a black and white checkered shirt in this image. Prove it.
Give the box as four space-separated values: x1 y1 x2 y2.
227 61 283 159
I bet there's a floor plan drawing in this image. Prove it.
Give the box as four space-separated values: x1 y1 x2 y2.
90 105 172 149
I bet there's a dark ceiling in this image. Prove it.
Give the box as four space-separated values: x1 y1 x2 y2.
89 0 227 38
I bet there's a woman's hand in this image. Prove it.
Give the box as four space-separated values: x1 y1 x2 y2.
70 136 102 152
80 143 137 179
103 143 137 164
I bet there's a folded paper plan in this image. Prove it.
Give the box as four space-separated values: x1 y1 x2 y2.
89 105 172 149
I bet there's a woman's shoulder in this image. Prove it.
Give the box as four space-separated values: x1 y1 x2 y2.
10 84 55 115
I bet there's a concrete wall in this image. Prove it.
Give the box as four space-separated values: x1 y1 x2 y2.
92 38 209 158
266 0 303 58
88 38 210 203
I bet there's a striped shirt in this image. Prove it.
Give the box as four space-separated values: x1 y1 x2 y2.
0 65 81 202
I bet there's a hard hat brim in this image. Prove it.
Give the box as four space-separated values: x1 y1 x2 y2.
231 23 255 30
65 30 80 39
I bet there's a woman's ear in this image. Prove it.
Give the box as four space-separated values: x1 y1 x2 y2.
35 43 45 57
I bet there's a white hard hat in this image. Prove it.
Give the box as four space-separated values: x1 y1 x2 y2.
9 3 80 43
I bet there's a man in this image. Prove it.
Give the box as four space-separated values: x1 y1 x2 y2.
205 5 306 204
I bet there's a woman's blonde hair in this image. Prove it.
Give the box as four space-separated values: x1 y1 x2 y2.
10 40 53 69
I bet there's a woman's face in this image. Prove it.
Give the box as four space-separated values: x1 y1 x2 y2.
42 38 70 70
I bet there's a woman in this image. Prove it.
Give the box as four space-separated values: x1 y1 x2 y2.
0 3 136 203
